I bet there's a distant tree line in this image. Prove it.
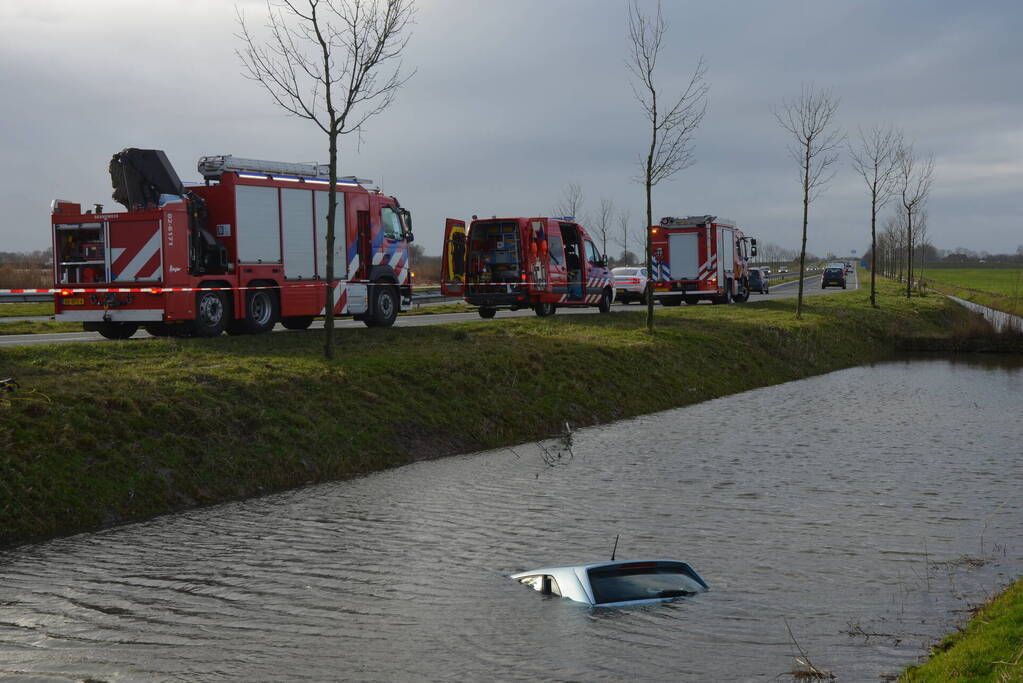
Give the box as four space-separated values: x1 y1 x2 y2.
0 249 51 267
867 225 1023 280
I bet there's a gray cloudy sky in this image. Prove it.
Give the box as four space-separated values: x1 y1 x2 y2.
2 0 1021 258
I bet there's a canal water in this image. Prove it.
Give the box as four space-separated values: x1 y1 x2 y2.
2 356 1021 682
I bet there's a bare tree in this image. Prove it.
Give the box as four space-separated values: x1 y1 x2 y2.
876 215 900 279
773 84 843 318
896 142 934 298
615 207 638 265
913 208 931 286
553 183 585 220
849 124 901 307
627 0 709 331
592 198 615 261
237 0 416 359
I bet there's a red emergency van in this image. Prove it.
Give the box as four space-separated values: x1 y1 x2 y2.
441 217 614 318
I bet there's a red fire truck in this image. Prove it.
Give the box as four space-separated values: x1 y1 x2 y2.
649 215 757 305
52 149 414 338
440 217 614 318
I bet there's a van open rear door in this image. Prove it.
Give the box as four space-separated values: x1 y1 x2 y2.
440 218 466 297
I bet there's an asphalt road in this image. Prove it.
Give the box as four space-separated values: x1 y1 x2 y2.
0 270 857 348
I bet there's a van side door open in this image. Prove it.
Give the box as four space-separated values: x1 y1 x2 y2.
440 218 467 297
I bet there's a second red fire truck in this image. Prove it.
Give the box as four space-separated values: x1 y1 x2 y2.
649 215 757 305
52 149 414 338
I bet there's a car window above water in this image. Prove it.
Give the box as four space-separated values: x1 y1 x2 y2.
587 563 705 604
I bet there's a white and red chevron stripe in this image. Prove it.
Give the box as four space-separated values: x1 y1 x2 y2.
699 256 718 281
110 224 162 282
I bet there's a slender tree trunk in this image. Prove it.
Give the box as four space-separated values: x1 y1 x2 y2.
870 197 877 307
905 208 913 298
644 176 654 332
645 118 656 332
323 126 338 359
796 151 810 318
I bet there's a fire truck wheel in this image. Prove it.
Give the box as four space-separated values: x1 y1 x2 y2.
281 316 315 330
598 289 612 313
94 322 139 340
478 307 497 319
533 302 557 317
716 280 733 304
733 282 750 303
243 290 279 334
365 283 398 327
193 291 230 337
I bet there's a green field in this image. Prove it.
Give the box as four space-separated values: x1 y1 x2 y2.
920 266 1023 317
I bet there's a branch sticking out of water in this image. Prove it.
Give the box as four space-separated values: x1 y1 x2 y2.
537 422 575 469
783 617 835 681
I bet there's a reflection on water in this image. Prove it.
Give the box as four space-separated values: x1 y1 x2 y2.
1 355 1021 681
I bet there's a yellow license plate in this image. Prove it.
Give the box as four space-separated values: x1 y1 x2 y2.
62 297 85 306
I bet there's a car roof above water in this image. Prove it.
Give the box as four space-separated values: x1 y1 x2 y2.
511 558 708 607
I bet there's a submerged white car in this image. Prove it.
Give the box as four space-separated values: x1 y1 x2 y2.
511 559 708 607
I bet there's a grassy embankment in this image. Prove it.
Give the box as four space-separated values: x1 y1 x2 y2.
901 577 1023 682
2 279 1014 549
920 265 1023 317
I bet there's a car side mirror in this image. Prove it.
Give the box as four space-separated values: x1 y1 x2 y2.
751 245 758 257
601 256 608 268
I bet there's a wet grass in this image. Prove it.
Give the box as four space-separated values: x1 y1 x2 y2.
0 279 1010 548
900 577 1023 682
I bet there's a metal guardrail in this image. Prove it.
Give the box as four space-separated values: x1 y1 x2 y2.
0 290 455 304
0 292 52 303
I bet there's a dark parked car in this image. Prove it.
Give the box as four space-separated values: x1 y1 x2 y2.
748 268 770 294
821 267 846 289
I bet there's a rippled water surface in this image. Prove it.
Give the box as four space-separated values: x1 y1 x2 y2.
2 356 1022 682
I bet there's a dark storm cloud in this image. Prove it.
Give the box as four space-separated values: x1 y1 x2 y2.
1 0 1020 258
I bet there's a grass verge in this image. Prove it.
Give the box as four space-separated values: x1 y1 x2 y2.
0 278 1017 549
0 320 80 335
0 302 53 317
901 577 1023 682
